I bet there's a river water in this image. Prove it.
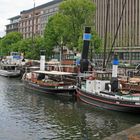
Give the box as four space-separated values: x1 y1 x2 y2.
0 76 140 140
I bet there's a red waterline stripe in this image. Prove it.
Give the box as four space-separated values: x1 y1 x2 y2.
77 89 140 108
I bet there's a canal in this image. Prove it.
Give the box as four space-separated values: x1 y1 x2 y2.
0 76 140 140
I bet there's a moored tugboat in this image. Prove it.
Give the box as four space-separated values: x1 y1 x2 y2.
77 55 140 113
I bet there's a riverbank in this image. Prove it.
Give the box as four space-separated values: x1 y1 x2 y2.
104 124 140 140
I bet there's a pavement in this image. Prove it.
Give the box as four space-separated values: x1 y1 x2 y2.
103 124 140 140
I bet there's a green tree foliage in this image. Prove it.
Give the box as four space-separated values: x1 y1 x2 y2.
0 32 22 56
0 32 45 59
44 13 69 56
44 0 99 56
11 36 45 59
59 0 96 49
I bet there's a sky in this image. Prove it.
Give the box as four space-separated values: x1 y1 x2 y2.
0 0 52 37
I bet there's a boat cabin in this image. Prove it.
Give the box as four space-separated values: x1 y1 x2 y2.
95 70 112 80
0 64 19 71
27 70 77 86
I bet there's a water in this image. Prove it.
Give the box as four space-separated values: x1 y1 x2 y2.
0 77 139 140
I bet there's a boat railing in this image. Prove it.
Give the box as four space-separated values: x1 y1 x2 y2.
6 69 20 72
102 92 140 102
78 71 94 78
120 95 140 102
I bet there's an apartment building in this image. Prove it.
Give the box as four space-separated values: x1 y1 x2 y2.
20 0 62 38
6 15 21 34
93 0 140 63
6 0 62 38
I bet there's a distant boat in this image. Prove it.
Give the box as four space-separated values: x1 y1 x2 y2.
0 52 24 78
22 70 76 97
0 63 21 77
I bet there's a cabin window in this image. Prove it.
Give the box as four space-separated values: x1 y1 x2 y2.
37 73 45 80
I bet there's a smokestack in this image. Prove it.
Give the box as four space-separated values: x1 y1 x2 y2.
80 26 91 73
40 50 46 71
111 54 119 92
112 54 119 78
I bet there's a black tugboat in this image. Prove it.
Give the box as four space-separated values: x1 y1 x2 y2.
76 22 140 113
77 57 140 113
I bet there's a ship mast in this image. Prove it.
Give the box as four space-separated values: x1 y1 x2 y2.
106 0 127 67
103 0 110 70
32 0 35 49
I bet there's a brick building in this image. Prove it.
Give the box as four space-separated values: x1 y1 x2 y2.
6 0 62 38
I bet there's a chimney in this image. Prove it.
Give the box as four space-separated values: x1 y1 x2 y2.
40 50 46 71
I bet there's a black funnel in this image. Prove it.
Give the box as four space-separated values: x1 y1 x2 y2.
80 27 91 73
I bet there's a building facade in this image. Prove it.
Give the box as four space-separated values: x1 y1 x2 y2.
19 0 62 38
6 0 62 39
6 0 140 64
6 15 21 34
93 0 140 64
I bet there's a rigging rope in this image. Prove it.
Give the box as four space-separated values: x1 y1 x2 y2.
106 0 127 67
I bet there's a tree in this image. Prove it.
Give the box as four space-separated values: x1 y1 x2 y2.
44 13 69 57
12 36 45 59
0 32 22 56
59 0 96 49
44 0 96 56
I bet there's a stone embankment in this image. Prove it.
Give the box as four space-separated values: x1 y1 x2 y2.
104 124 140 140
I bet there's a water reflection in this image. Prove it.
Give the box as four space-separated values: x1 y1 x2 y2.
77 104 140 140
0 76 139 140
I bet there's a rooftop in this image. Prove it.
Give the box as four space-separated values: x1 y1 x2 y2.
8 15 21 20
20 0 63 14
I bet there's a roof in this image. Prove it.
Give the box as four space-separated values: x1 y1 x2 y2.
33 70 74 75
21 0 63 14
8 15 21 20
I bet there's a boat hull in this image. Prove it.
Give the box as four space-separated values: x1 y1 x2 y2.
76 88 140 113
0 70 21 77
23 80 76 97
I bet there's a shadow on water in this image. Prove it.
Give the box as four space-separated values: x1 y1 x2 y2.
0 76 139 140
76 102 140 140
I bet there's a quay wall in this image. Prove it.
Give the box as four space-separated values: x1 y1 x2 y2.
104 124 140 140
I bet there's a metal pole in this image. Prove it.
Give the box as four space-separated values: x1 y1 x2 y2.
106 0 127 66
32 0 35 48
103 0 110 70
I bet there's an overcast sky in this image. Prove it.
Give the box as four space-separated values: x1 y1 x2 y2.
0 0 52 37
